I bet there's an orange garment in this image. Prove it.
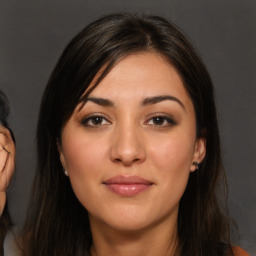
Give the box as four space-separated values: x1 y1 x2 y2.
233 246 250 256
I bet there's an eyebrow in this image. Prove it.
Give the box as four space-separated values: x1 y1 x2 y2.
78 97 114 111
78 95 185 111
142 95 185 110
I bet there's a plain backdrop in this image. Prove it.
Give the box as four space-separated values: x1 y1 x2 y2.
0 0 255 254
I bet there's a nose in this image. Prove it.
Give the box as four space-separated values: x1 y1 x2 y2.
110 123 146 166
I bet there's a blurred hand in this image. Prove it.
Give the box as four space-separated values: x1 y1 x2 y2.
0 126 15 214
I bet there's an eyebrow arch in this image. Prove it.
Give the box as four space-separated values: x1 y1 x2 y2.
78 95 185 111
142 95 185 110
78 97 114 111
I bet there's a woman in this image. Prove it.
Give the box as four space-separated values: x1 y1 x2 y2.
21 13 249 255
0 91 15 255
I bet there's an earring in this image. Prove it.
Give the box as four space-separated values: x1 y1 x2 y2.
192 161 199 170
64 169 69 176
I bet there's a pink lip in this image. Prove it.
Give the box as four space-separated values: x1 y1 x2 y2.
103 175 153 196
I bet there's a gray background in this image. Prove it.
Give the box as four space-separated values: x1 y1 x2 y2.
0 0 255 254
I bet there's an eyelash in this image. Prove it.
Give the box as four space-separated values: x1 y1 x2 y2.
145 115 177 127
81 114 176 128
81 114 111 127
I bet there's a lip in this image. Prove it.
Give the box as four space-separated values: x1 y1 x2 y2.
103 175 154 196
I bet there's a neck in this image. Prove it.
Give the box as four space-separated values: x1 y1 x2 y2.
89 217 179 256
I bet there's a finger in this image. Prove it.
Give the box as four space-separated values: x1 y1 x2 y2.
2 142 15 156
0 133 8 146
0 127 13 143
2 147 10 154
0 128 15 155
0 146 15 193
0 148 8 172
2 151 15 182
0 126 11 137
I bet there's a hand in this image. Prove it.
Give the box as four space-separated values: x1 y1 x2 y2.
0 126 15 214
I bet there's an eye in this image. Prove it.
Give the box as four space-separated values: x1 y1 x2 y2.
81 115 111 127
146 115 176 127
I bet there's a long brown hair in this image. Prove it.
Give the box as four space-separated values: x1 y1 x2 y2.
21 13 233 256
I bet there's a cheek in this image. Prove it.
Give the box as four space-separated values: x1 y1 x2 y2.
148 133 195 174
62 129 108 174
61 133 109 208
147 132 196 199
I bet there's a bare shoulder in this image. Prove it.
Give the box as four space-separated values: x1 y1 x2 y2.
233 246 251 256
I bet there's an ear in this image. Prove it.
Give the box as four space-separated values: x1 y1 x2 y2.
190 137 206 172
57 140 67 170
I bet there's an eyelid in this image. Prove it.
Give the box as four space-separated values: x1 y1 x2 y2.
144 113 177 126
81 113 112 127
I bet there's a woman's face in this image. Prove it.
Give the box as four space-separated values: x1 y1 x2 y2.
59 52 205 232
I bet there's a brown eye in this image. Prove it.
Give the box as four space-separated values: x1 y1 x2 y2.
146 115 177 127
91 116 104 125
152 117 165 125
82 115 111 127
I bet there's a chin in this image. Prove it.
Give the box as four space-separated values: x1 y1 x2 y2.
103 217 153 233
89 204 157 232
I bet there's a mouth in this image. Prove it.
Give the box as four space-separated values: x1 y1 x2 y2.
103 175 154 196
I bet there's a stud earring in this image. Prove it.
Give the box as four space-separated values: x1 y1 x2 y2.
192 161 199 169
64 169 69 176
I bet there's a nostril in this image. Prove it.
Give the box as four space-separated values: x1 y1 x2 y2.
113 156 143 166
109 130 146 165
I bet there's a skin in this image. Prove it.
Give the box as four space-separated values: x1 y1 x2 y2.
59 52 206 256
0 126 15 214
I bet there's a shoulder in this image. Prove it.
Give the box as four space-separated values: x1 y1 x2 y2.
232 246 250 256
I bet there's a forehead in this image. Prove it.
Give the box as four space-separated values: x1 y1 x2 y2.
84 52 192 106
